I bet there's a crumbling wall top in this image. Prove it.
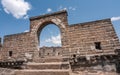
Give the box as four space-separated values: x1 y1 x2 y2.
4 32 29 38
29 10 67 21
69 18 111 27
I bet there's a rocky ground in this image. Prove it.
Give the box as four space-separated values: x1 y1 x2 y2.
71 70 119 75
0 68 15 75
0 68 119 75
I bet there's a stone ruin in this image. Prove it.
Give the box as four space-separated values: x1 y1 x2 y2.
0 10 120 75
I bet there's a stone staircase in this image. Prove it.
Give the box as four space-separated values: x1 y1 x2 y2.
0 68 15 75
15 69 70 75
25 62 69 69
14 57 71 75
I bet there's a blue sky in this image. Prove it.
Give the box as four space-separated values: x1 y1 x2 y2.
0 0 120 47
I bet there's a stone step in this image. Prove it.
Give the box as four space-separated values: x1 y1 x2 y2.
34 57 63 63
0 68 15 75
15 69 70 75
26 62 70 69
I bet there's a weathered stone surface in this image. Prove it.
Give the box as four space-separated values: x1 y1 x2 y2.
0 10 120 61
15 70 70 75
0 10 120 75
0 68 15 75
39 47 63 58
26 62 69 69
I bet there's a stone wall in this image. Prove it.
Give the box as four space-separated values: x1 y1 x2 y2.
67 19 120 56
39 47 63 57
29 10 69 50
0 10 120 61
15 70 70 75
2 32 35 60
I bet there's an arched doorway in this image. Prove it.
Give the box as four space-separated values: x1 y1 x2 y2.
38 24 62 57
29 10 68 59
39 24 62 47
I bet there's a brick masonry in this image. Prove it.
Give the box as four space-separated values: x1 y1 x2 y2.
39 47 63 58
0 10 120 61
14 70 70 75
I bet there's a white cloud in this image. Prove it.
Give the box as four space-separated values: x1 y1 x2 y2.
23 15 29 19
58 6 76 11
58 6 67 11
47 8 52 12
24 30 29 32
1 0 31 19
111 16 120 21
69 7 76 11
45 34 61 45
63 7 67 10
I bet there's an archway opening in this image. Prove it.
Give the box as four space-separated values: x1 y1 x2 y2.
39 24 62 48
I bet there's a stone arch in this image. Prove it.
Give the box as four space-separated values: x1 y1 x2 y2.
32 18 65 33
31 18 66 47
29 10 69 59
36 20 63 46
